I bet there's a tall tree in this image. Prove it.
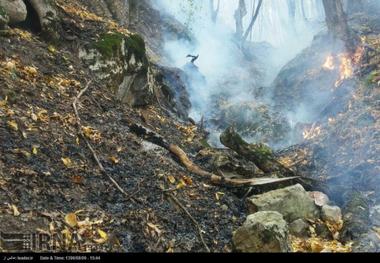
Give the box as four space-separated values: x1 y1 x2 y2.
287 0 296 22
209 0 221 23
322 0 357 53
234 0 248 40
242 0 263 42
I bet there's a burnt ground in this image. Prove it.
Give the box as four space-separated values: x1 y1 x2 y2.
0 1 246 253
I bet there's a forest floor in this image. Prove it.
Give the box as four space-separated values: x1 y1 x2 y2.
0 1 249 253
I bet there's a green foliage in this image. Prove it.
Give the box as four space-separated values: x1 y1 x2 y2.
365 70 379 87
254 144 273 158
199 138 211 148
0 5 6 17
125 33 146 62
94 32 124 59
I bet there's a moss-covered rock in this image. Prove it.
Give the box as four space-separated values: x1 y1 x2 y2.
94 32 125 59
0 5 9 29
125 33 146 62
0 5 6 16
233 211 291 252
0 0 26 24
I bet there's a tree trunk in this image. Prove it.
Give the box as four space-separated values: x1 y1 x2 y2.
220 127 296 178
128 0 140 27
322 0 357 53
234 0 247 40
209 0 221 23
242 0 263 42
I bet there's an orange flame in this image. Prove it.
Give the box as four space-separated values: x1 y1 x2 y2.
303 123 322 140
322 55 335 71
335 53 353 87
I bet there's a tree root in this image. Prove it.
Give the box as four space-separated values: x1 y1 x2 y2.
128 123 299 188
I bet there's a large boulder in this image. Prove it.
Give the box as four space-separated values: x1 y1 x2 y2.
79 32 154 107
321 205 342 224
247 184 320 222
289 219 310 237
28 0 58 31
309 191 330 207
233 211 291 253
0 4 9 28
0 0 27 24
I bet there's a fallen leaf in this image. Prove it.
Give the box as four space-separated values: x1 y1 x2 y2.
71 175 83 184
109 156 120 164
97 229 108 240
37 109 49 123
167 175 176 184
147 223 162 236
7 120 18 131
65 213 78 228
62 157 73 168
82 126 102 142
10 204 20 216
24 66 38 77
32 146 38 155
215 192 225 201
182 176 193 186
48 45 57 54
31 113 38 121
176 179 187 190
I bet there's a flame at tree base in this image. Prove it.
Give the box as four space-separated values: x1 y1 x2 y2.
321 45 364 89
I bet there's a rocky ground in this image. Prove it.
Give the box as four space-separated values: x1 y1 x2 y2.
0 0 379 253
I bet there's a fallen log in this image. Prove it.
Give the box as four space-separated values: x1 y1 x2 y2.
220 127 296 178
128 123 299 188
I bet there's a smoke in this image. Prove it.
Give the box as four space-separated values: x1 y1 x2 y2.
155 0 325 147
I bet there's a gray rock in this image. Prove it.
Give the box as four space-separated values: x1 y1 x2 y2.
79 33 154 108
247 184 320 222
233 211 291 253
29 0 58 28
309 191 330 207
289 219 310 237
370 205 380 227
0 0 27 24
321 205 342 224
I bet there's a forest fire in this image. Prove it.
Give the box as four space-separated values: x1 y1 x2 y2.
322 55 335 71
335 53 354 87
322 46 364 88
303 123 322 140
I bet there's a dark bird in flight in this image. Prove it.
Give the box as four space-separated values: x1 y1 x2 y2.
187 54 199 64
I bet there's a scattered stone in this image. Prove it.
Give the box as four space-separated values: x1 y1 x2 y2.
309 191 330 207
289 219 310 237
0 0 27 24
247 184 320 222
233 211 291 252
321 205 342 224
